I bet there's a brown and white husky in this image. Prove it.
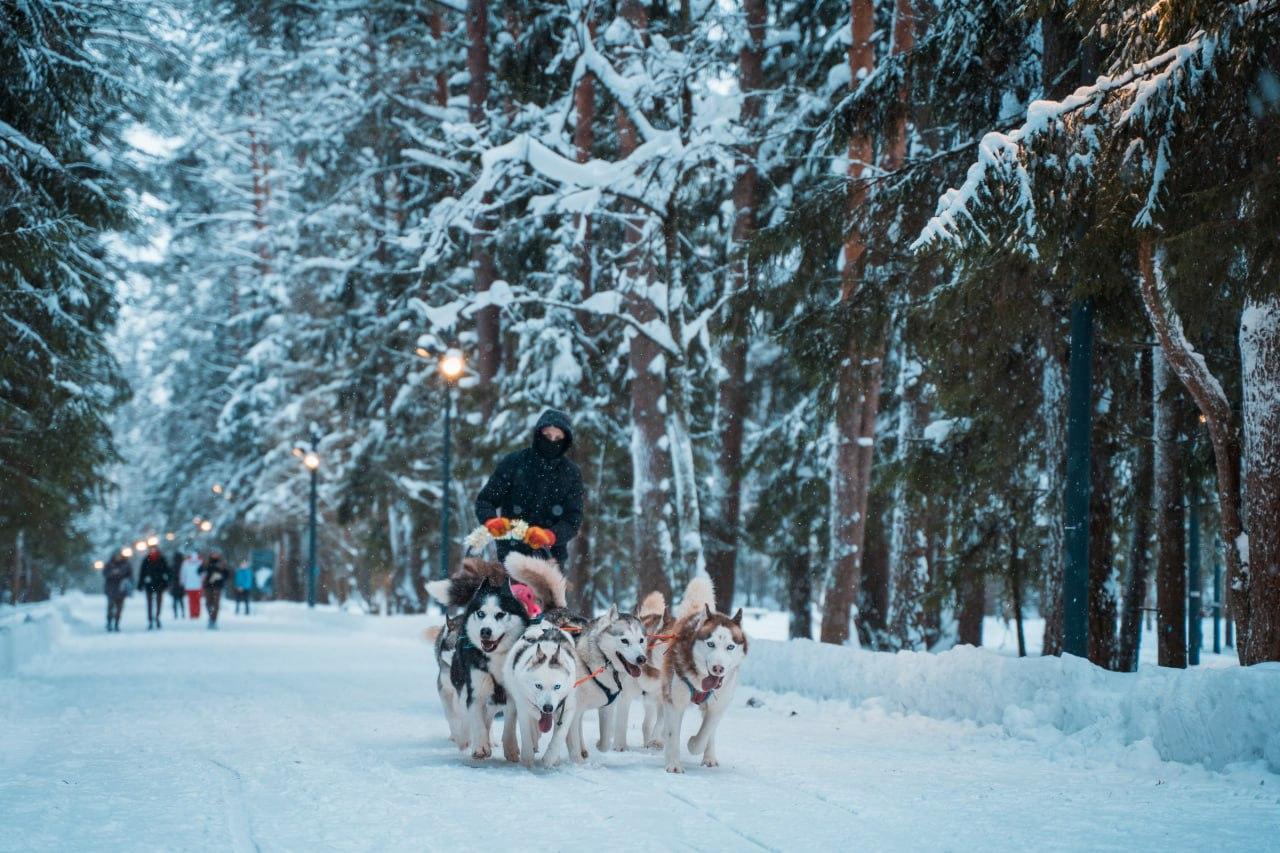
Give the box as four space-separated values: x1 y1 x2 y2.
659 575 749 773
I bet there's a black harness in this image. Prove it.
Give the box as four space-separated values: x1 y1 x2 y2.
453 633 507 706
593 662 624 707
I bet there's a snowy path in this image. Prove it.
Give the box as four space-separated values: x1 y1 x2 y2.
2 597 1276 852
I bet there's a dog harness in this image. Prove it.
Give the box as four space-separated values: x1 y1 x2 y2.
680 674 715 706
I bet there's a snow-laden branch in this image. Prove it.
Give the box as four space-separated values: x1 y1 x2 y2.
409 281 681 355
911 30 1216 252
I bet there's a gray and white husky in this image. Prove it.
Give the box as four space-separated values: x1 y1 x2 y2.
611 591 675 750
502 622 578 768
565 604 649 761
659 574 749 773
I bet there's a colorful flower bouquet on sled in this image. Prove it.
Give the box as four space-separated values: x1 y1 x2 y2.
464 517 557 554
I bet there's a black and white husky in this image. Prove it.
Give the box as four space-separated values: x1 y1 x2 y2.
428 573 531 760
502 622 578 768
611 591 675 750
565 604 649 761
432 615 468 748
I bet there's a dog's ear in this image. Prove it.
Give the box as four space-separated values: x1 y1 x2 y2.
532 647 547 666
607 603 619 620
731 608 743 625
703 603 714 620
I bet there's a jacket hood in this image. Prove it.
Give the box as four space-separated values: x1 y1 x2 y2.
531 409 574 451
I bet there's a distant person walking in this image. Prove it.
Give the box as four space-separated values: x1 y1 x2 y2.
181 553 204 619
201 551 231 629
137 546 172 631
170 549 186 619
103 554 132 632
234 560 253 615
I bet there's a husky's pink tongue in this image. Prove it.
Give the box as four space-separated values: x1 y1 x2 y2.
701 675 723 692
539 711 555 733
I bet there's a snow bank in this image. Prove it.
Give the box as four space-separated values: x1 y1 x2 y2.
744 639 1280 772
0 600 64 677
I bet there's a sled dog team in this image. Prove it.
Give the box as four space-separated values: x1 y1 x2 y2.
427 554 749 773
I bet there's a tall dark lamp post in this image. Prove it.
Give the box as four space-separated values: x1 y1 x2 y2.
293 441 321 607
437 349 466 581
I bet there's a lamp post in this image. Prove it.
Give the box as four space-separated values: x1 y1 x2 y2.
437 350 465 582
292 445 321 607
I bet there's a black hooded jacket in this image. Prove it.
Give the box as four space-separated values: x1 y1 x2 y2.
475 409 583 564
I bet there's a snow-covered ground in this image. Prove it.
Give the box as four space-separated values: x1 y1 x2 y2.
2 595 1277 852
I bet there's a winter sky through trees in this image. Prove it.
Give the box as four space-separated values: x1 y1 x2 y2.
3 0 1280 668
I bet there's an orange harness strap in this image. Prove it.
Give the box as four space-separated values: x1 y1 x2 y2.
573 665 606 689
646 633 676 649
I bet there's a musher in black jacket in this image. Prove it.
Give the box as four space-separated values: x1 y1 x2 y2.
475 409 584 565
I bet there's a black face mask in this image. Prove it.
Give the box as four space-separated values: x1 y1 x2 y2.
534 432 566 460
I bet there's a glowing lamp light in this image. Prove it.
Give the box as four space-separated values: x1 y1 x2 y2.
414 346 431 359
291 447 304 458
134 540 147 551
212 484 223 494
121 547 134 558
146 535 160 547
199 520 213 532
439 350 465 381
93 560 105 571
303 452 321 471
164 532 176 541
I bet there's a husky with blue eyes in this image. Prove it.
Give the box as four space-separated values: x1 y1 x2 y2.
502 622 578 768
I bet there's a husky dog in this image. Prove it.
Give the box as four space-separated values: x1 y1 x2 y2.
431 615 469 748
427 568 531 760
660 575 749 773
565 604 650 761
611 591 676 750
502 622 578 768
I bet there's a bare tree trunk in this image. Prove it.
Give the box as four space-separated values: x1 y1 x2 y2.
957 570 984 647
1137 238 1248 661
1087 420 1119 669
1010 525 1027 657
856 488 891 647
1118 347 1154 671
467 0 500 385
818 0 876 646
615 3 671 599
788 549 814 640
706 0 764 614
1240 296 1280 663
1153 345 1187 668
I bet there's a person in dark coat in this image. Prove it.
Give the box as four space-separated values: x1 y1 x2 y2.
475 409 584 565
137 546 171 630
169 549 186 619
200 551 231 629
102 554 132 632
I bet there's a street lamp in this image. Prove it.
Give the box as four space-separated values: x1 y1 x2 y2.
121 547 134 558
199 520 213 533
164 532 175 541
437 349 465 582
146 535 160 547
294 439 321 607
93 560 105 571
212 483 223 494
134 540 147 552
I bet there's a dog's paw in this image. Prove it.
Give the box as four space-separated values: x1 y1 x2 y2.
701 756 719 768
470 745 492 760
666 763 685 774
644 738 664 749
538 756 560 770
612 742 628 753
580 747 589 760
503 745 520 763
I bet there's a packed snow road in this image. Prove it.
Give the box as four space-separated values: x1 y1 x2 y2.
2 597 1276 852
